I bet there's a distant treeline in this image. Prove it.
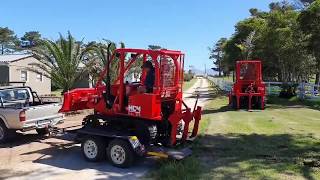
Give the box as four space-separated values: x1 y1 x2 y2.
209 0 320 84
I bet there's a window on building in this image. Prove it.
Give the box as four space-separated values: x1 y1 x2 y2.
21 71 28 82
36 73 43 82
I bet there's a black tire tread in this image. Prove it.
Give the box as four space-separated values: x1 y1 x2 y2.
81 136 107 162
107 139 135 168
0 120 15 143
36 128 50 135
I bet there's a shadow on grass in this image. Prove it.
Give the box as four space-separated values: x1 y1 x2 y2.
202 105 231 115
267 96 320 111
149 133 320 180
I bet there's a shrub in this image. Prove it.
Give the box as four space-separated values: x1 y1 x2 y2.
279 83 298 99
184 73 194 81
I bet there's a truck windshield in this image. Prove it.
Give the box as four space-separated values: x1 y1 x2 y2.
0 88 30 103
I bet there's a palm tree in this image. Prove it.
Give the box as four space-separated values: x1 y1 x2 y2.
31 32 93 93
88 40 126 84
88 40 142 86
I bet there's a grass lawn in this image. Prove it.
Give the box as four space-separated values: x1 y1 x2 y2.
148 86 320 180
183 78 197 91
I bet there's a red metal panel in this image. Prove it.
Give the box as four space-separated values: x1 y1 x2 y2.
128 94 161 119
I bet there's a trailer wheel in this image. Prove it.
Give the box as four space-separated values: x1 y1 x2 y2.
107 139 135 168
0 121 14 144
81 136 106 162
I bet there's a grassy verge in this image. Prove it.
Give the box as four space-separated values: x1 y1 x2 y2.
147 83 320 180
183 78 197 91
267 95 320 110
51 89 63 97
213 75 234 83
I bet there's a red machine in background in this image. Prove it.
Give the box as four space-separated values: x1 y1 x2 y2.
59 48 202 167
229 60 266 110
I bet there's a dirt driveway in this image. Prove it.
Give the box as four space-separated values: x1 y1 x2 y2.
0 78 210 180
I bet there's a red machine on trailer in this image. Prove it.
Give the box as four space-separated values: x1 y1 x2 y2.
229 60 266 110
60 48 202 167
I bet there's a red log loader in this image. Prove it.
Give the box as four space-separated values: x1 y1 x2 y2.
59 48 202 168
229 60 266 110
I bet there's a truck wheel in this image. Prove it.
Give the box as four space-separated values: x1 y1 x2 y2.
36 128 50 135
81 136 106 162
107 139 135 168
0 121 14 143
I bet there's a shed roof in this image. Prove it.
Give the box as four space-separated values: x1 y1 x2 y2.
0 54 33 63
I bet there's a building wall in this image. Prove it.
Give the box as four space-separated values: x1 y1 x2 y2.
9 57 51 95
0 66 9 84
73 73 92 89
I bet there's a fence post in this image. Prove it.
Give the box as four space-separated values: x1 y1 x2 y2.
311 84 315 98
267 83 271 95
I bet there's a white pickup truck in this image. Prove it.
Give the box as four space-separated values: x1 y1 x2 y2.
0 86 64 143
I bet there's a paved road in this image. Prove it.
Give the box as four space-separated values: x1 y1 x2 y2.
0 78 211 180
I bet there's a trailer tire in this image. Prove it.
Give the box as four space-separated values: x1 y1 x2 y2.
0 120 14 144
81 136 106 162
36 128 50 135
107 139 135 168
231 96 237 109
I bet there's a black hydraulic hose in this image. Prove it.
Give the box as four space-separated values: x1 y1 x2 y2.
106 43 112 99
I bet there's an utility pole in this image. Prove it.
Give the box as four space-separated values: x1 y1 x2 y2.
204 64 207 77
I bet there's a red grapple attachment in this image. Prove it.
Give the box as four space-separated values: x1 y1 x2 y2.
168 100 202 146
229 60 266 110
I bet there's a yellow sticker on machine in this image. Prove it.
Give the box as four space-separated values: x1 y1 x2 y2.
147 151 169 158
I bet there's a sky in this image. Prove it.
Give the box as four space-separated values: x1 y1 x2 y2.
0 0 275 71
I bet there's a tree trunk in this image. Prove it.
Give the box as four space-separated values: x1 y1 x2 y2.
1 44 4 55
315 72 319 86
278 70 283 82
217 51 222 77
232 71 235 82
316 57 320 90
